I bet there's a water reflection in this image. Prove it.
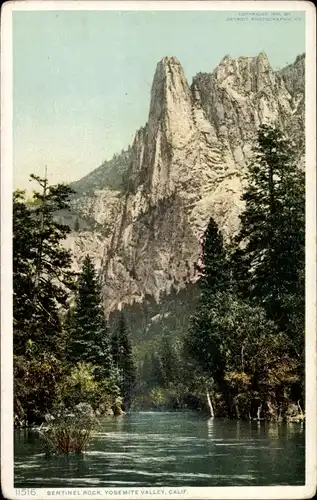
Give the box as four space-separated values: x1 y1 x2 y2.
267 422 279 440
207 418 214 438
236 420 240 440
15 412 305 488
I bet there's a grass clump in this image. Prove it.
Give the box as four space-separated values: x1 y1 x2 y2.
39 403 96 454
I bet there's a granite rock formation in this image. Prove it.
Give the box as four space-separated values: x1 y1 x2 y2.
64 53 305 314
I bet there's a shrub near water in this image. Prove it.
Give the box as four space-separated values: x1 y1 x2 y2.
40 403 96 454
55 362 121 414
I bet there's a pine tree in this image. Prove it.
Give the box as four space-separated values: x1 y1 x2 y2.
69 255 113 379
233 125 305 356
185 214 300 418
185 217 232 385
158 333 183 388
13 177 76 356
199 217 232 295
13 175 77 422
111 313 137 407
149 351 165 388
184 127 304 418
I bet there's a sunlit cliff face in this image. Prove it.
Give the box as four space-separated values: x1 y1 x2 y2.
62 53 305 315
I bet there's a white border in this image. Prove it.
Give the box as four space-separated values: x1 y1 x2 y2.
0 0 315 11
1 1 316 499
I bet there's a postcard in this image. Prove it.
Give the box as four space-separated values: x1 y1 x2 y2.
1 1 316 499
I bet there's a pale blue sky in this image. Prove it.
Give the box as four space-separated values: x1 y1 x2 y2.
13 10 305 189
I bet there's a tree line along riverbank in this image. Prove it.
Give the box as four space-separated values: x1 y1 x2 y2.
14 125 305 439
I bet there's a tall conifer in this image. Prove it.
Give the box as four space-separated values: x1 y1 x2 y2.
111 313 137 407
69 255 113 379
233 125 305 356
185 217 231 382
13 177 76 356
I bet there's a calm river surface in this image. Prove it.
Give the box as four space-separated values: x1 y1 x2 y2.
15 412 305 487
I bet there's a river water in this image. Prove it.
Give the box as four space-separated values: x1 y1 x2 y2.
15 412 305 487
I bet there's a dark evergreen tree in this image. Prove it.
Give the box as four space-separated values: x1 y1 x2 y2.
157 333 183 388
137 351 164 393
111 313 137 407
158 334 174 387
233 125 305 357
149 351 165 388
13 176 76 356
185 217 232 386
185 212 300 418
69 255 113 379
199 217 232 294
13 175 77 422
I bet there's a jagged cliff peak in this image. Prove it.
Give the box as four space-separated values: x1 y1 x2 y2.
210 51 275 94
148 54 192 140
126 53 198 200
151 55 188 93
257 51 270 61
66 52 305 315
217 51 269 69
158 55 183 67
278 53 305 96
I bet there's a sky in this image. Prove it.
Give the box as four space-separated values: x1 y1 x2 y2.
12 9 306 190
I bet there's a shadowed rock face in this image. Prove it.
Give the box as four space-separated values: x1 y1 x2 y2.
65 53 305 315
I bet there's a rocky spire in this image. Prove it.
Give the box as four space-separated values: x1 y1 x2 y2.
64 53 305 315
148 56 194 147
